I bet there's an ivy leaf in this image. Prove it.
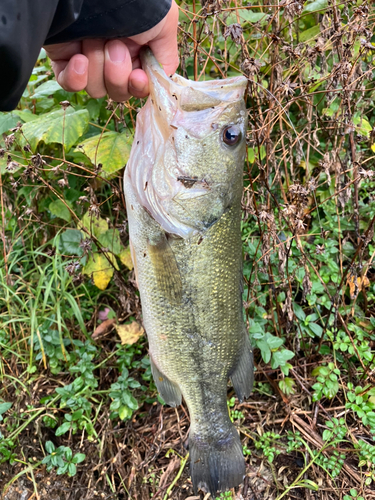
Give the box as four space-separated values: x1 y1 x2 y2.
76 131 132 176
49 199 72 222
21 107 89 152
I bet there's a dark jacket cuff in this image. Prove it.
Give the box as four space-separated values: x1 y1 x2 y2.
45 0 172 45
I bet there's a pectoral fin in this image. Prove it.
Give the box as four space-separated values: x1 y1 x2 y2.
230 337 254 402
147 234 182 304
150 356 182 407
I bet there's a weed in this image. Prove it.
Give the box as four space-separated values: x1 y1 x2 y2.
42 441 85 477
255 431 281 463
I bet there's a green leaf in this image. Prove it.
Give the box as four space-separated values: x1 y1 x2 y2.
347 392 356 403
303 0 328 12
293 303 306 321
64 447 73 461
257 339 271 363
49 199 72 222
76 131 132 176
21 107 89 152
119 405 133 420
353 115 372 138
57 464 69 475
45 441 55 454
299 25 321 43
308 322 323 337
266 334 284 350
0 113 20 135
238 10 268 23
80 212 108 238
68 463 77 476
55 422 72 436
271 349 294 369
98 228 122 255
59 229 83 255
30 80 63 100
0 402 12 415
227 9 268 25
72 453 86 464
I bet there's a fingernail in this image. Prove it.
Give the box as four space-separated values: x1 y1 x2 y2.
73 58 86 75
107 41 126 63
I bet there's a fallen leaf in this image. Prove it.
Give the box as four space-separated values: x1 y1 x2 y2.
159 456 180 489
116 322 144 345
347 275 370 300
92 318 116 339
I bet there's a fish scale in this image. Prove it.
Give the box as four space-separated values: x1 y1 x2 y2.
124 47 254 495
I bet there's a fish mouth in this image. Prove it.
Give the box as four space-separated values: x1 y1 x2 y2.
140 46 248 116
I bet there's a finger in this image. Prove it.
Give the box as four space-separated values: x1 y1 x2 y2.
148 0 179 76
104 40 133 102
51 54 88 93
128 68 149 98
82 39 107 99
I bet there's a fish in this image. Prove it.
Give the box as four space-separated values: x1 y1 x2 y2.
124 47 253 495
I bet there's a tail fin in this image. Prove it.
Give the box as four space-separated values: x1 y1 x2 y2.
189 425 245 495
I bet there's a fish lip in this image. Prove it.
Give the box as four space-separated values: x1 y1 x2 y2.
140 46 248 113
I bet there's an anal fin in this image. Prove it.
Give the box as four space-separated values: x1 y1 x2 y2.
230 337 254 402
150 356 182 407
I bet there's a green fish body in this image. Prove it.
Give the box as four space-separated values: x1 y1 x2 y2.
124 48 253 495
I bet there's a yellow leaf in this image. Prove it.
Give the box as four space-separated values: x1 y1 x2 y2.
119 247 134 270
82 252 114 290
116 322 144 345
371 143 375 153
347 275 370 300
79 211 108 238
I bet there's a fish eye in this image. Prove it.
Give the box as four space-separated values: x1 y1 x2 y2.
222 125 242 146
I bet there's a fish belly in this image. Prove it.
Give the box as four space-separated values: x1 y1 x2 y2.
125 175 253 494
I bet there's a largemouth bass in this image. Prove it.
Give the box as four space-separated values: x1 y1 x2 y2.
124 48 253 495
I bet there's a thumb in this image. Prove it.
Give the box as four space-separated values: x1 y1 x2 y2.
148 0 179 76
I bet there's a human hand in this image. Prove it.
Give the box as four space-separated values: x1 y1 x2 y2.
44 0 179 102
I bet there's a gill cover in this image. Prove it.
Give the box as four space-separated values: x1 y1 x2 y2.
125 48 248 238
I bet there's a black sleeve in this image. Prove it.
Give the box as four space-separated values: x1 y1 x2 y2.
0 0 172 112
